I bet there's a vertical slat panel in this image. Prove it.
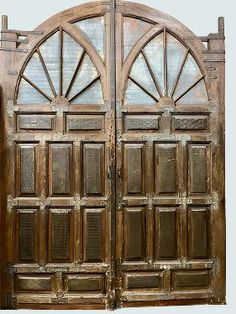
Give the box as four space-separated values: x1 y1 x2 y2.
16 143 38 196
48 209 72 262
83 208 105 262
123 207 146 261
124 143 145 195
188 143 210 195
16 209 38 263
155 207 178 260
154 142 178 195
48 143 73 196
82 143 105 196
38 208 47 266
188 207 209 259
20 146 35 194
38 143 47 266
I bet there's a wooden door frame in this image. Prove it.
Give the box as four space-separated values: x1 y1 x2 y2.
0 0 225 309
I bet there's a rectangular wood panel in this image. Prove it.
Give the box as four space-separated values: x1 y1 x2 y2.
172 270 210 290
15 274 52 292
154 207 178 260
123 143 146 195
83 208 105 262
65 274 104 292
65 114 104 132
48 143 73 196
154 142 178 195
188 207 209 259
15 143 39 196
48 209 72 262
124 114 160 131
123 207 146 261
16 209 38 263
172 114 209 131
16 114 55 132
82 143 105 196
188 143 211 195
124 272 163 290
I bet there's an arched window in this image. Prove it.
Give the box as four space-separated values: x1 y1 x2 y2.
125 30 208 106
17 29 104 105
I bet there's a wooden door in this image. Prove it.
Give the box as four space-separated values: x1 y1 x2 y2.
0 3 116 309
115 2 225 308
0 1 225 310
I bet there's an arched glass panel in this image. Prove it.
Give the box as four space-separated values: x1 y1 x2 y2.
17 78 50 104
17 29 104 105
24 52 54 98
125 30 208 106
39 31 60 95
125 79 157 105
62 32 84 95
75 16 105 60
123 17 153 60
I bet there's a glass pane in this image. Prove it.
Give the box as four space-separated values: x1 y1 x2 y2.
17 78 50 104
130 53 160 99
71 80 103 104
24 52 53 98
124 17 152 60
75 16 105 59
125 79 156 105
176 79 208 105
173 53 202 101
166 33 186 96
63 32 84 95
67 54 98 100
143 33 164 95
39 31 60 95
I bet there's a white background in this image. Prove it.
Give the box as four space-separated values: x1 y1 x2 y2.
0 0 235 313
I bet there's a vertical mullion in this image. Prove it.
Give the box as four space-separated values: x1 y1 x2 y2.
142 49 163 98
170 48 189 99
59 27 63 96
37 47 57 97
38 143 47 267
65 50 85 99
163 28 167 96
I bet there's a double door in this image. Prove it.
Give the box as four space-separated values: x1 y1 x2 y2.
0 1 225 309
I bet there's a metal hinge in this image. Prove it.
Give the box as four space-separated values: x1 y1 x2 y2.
7 195 17 213
6 262 15 275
